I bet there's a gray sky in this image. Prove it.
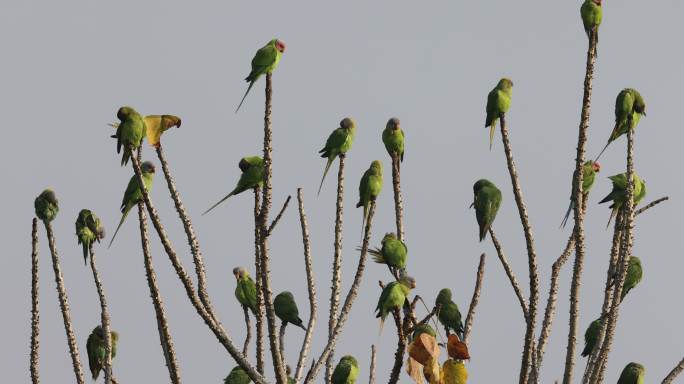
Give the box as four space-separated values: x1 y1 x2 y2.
1 0 682 382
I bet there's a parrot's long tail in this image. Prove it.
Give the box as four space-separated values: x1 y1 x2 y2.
368 247 385 264
594 141 610 162
605 208 617 229
489 123 496 151
82 242 89 266
317 158 334 196
108 207 132 248
236 81 255 113
202 192 235 216
361 204 369 241
560 200 575 229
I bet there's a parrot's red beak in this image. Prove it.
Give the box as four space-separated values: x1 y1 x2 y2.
276 40 286 53
593 162 601 172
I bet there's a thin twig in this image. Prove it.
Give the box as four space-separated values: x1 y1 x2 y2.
635 196 669 216
327 154 346 383
243 306 252 357
29 218 40 384
489 228 529 318
43 222 86 384
463 253 486 343
369 345 377 384
499 114 540 384
89 245 113 384
267 195 292 236
562 27 598 384
304 201 377 384
388 309 406 384
295 188 318 383
138 203 182 384
129 155 265 384
254 187 265 374
662 357 684 384
391 152 405 242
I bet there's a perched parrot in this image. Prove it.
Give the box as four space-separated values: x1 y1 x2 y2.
274 291 306 330
411 323 437 342
203 156 264 215
595 89 646 161
382 117 404 162
34 189 59 223
617 362 645 384
435 288 464 340
86 325 119 381
75 209 106 265
317 117 356 195
112 106 146 167
580 0 602 44
331 355 359 384
471 179 502 241
369 232 407 271
561 161 601 228
581 318 602 357
143 114 181 148
234 267 257 315
108 161 156 248
357 160 383 236
484 78 514 150
620 256 643 302
598 172 646 227
236 38 286 113
375 275 416 330
224 366 251 384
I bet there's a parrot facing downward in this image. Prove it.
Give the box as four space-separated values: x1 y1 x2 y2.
595 89 646 161
86 325 119 381
75 209 106 265
617 362 645 384
471 179 502 241
274 291 306 330
234 267 257 315
203 156 264 215
382 117 405 162
224 366 251 384
435 288 464 340
236 38 286 113
620 256 643 302
369 232 408 272
598 172 646 227
375 274 416 330
331 355 359 384
580 0 602 44
357 160 383 236
143 114 181 148
581 318 602 357
317 118 356 195
112 106 146 167
561 161 601 228
34 189 59 223
484 78 514 150
108 161 156 248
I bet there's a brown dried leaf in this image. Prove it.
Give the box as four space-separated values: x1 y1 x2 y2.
409 333 441 365
423 356 441 384
406 357 425 384
447 334 470 360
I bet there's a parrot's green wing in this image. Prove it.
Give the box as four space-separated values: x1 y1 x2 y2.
35 189 59 223
617 362 645 384
439 301 464 337
225 366 252 384
474 185 502 241
581 318 602 357
236 277 258 314
318 127 352 195
621 256 643 302
331 356 359 384
274 291 305 329
236 40 281 113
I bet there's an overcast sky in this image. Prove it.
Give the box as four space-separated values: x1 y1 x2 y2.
1 1 682 383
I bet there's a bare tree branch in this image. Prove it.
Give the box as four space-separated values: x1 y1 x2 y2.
295 188 318 383
463 253 486 343
279 322 287 368
489 228 529 318
635 196 669 216
267 195 292 236
388 309 406 384
29 218 40 384
242 306 252 357
391 152 405 242
88 244 114 384
254 187 265 374
662 357 684 384
369 345 377 384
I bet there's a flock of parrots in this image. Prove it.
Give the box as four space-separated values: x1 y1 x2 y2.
31 0 652 382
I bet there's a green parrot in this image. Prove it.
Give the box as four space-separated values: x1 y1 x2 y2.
86 325 119 381
375 274 416 329
620 256 643 302
382 117 404 162
435 288 464 340
317 117 356 195
203 156 264 215
331 355 359 384
274 291 306 330
598 172 646 227
595 89 646 161
561 160 602 228
112 106 146 167
75 209 106 265
484 78 514 150
234 267 257 315
224 366 251 384
580 0 602 44
108 161 156 248
369 232 407 271
471 179 502 242
236 38 286 113
581 318 602 357
34 189 59 223
617 362 645 384
411 323 437 342
357 160 383 236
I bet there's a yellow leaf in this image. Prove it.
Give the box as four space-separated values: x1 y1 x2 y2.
447 334 470 360
144 115 181 148
408 332 441 366
406 357 425 384
423 357 441 384
440 359 468 384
